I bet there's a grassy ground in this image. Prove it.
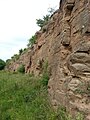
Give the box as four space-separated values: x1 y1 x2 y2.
0 71 56 120
0 71 84 120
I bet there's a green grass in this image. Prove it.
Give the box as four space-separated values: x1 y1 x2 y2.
0 71 84 120
0 71 56 120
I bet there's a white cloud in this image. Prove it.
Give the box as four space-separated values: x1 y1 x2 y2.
0 0 60 60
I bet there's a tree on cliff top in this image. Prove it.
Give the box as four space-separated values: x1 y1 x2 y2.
36 15 50 28
36 7 55 28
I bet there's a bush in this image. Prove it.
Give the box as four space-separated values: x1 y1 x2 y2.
0 59 6 70
41 61 49 86
36 7 55 28
36 15 50 28
41 73 49 86
27 35 36 48
17 64 25 73
19 49 23 55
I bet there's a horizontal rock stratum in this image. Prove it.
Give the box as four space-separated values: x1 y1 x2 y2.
7 0 90 119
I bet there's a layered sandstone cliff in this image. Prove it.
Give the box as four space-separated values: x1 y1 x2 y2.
7 0 90 119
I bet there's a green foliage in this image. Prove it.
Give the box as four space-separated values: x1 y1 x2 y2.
17 64 25 73
27 35 36 48
41 61 49 86
6 59 11 68
36 7 55 28
11 54 19 62
19 49 23 55
53 106 84 120
0 71 85 120
14 54 19 60
36 15 50 28
10 48 27 63
23 48 27 52
36 19 45 28
75 112 84 120
0 59 6 70
6 59 11 64
0 71 55 120
55 106 72 120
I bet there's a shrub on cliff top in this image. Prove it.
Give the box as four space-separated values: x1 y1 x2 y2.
36 7 55 28
36 15 50 28
27 35 36 48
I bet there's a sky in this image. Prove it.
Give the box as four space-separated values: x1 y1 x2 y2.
0 0 60 61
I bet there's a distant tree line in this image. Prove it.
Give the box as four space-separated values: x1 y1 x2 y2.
0 59 6 70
